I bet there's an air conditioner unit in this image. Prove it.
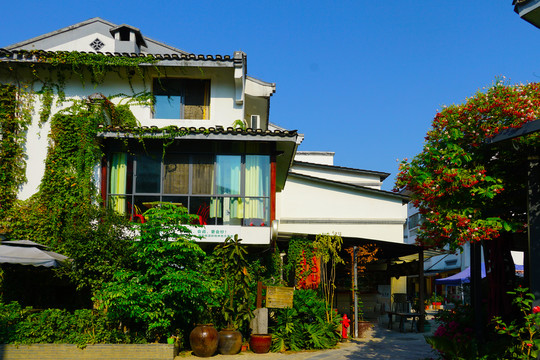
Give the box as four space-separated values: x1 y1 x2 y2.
251 115 260 129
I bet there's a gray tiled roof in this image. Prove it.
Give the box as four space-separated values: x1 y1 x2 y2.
97 125 298 138
0 49 235 63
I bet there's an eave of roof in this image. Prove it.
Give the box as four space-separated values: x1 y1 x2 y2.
0 49 236 68
293 160 391 180
97 125 298 141
288 171 409 202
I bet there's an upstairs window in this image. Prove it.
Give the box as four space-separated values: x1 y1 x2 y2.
153 78 210 120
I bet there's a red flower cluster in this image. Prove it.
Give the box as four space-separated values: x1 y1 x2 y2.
395 81 540 250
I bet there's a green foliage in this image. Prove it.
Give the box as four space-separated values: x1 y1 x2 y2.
0 84 31 217
494 287 540 359
210 234 254 330
0 301 143 346
94 203 216 342
32 50 158 85
426 304 480 359
232 119 247 130
283 237 317 288
313 233 343 323
57 206 134 293
426 302 509 360
245 245 283 287
395 80 540 250
270 289 340 352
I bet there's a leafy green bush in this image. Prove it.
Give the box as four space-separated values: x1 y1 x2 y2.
94 203 219 343
494 287 540 359
270 289 340 352
0 301 142 346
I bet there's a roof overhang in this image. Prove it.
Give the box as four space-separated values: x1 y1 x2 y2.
514 0 540 28
485 118 540 144
97 126 299 191
0 49 237 69
287 171 409 203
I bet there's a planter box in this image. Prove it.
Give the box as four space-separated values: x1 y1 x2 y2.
0 343 175 360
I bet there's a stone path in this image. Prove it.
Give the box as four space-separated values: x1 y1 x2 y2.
177 322 438 360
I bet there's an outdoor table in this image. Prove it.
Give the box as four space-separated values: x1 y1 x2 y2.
395 312 422 332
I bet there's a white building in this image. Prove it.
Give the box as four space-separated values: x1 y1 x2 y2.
1 18 419 316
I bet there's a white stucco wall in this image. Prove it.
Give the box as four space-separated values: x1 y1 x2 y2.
48 33 116 53
6 65 248 200
276 174 407 243
295 152 335 165
291 166 382 189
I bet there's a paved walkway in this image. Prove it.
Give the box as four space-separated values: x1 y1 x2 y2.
178 322 438 360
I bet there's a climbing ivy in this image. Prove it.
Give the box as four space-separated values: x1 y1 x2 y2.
32 50 158 86
284 237 317 288
0 52 164 294
0 84 32 217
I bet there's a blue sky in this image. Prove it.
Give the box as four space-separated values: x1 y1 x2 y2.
1 1 539 190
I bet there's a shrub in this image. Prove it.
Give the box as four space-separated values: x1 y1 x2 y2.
94 203 218 343
494 287 540 359
270 289 340 352
0 301 142 346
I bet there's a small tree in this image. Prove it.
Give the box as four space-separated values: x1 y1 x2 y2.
313 233 343 323
345 244 379 321
210 234 253 331
95 203 217 342
395 80 540 319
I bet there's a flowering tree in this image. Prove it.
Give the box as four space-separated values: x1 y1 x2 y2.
395 80 540 317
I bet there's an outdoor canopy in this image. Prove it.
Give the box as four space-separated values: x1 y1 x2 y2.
435 264 524 286
0 240 68 268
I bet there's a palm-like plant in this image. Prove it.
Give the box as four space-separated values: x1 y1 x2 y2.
211 234 253 330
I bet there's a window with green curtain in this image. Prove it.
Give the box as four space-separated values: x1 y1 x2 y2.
110 153 127 214
108 150 271 226
216 155 241 195
245 155 270 219
211 155 242 220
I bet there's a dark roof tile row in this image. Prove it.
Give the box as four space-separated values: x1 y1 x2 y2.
0 49 233 62
97 125 298 137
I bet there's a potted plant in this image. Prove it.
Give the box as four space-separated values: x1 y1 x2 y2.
211 235 254 355
429 294 444 309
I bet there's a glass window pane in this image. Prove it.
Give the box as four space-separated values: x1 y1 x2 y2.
184 79 209 119
162 196 188 209
164 154 189 194
216 155 241 195
245 155 270 196
244 198 269 226
212 197 243 225
110 153 127 195
154 95 181 119
134 196 161 215
109 195 127 215
190 197 213 225
193 155 214 194
136 155 161 193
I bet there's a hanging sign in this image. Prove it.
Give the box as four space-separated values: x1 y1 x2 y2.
266 286 294 308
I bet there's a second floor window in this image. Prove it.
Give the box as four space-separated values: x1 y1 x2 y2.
153 78 210 120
